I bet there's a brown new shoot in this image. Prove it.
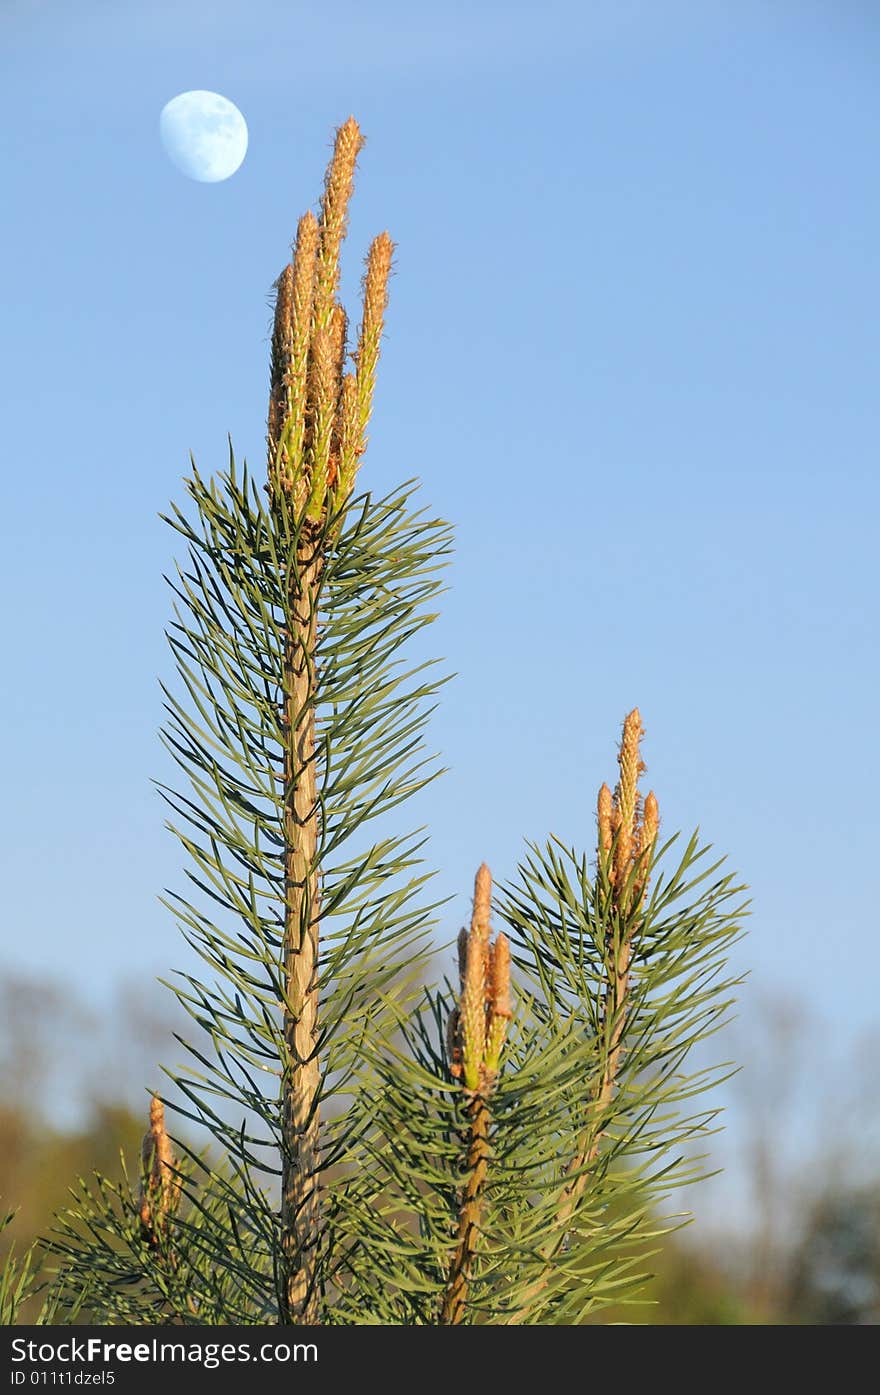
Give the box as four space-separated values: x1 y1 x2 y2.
448 863 511 1096
306 327 336 513
565 708 658 1202
611 706 645 898
442 864 513 1324
354 232 393 452
313 116 363 336
137 1096 180 1248
267 116 392 525
328 303 348 394
267 264 294 490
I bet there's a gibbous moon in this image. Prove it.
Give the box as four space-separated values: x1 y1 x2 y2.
159 91 248 183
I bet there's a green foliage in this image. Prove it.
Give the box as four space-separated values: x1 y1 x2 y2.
1 1209 88 1326
41 456 453 1323
334 833 745 1323
47 1157 276 1324
31 449 748 1325
32 441 748 1324
1 1210 43 1326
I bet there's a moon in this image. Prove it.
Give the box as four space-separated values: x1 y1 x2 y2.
159 91 248 183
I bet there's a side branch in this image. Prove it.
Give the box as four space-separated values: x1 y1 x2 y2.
441 865 511 1324
564 710 654 1213
508 710 659 1322
561 770 659 1221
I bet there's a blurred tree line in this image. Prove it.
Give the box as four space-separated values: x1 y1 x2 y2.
1 972 877 1324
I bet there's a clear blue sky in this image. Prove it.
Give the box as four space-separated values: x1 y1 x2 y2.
2 0 878 1068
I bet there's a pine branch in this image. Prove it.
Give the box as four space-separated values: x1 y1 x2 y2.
506 713 652 1325
495 713 738 1323
561 709 655 1218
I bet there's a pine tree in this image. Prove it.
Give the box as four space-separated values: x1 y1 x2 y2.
28 118 746 1326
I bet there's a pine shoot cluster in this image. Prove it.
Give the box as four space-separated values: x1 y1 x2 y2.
267 117 392 519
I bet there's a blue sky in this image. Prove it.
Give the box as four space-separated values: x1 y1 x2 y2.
2 0 878 1092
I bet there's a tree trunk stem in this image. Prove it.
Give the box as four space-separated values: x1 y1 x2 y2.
281 544 322 1323
440 1094 490 1325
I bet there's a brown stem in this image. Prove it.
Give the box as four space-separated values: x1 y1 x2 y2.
440 1094 490 1325
559 939 630 1219
503 935 630 1324
281 541 323 1324
506 715 653 1321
